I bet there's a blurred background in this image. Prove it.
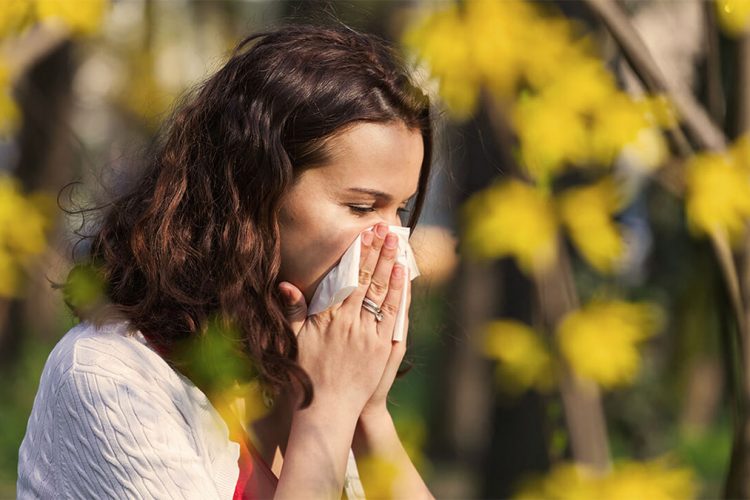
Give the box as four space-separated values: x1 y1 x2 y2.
3 0 750 498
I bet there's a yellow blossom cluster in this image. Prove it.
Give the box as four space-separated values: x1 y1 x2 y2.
716 0 750 36
479 299 662 392
461 179 558 273
0 0 107 38
557 299 664 388
0 175 54 297
684 134 750 245
0 0 108 135
461 178 629 275
514 456 696 500
401 0 676 179
558 178 627 274
480 320 555 394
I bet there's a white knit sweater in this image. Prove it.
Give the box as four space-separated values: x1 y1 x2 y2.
17 320 241 499
17 319 367 500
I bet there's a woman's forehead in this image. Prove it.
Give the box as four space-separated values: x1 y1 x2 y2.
316 122 423 193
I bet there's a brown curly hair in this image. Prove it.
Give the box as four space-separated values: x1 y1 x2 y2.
61 22 433 410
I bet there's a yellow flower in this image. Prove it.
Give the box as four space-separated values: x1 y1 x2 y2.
211 379 270 444
513 60 669 177
684 150 750 244
515 462 601 500
401 5 480 121
464 0 531 99
513 93 589 178
514 457 696 500
461 179 558 273
556 300 663 388
588 92 653 167
480 320 555 394
36 0 107 37
538 57 618 117
620 126 670 173
600 457 697 500
716 0 750 36
558 178 626 274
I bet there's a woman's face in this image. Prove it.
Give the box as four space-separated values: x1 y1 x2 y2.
277 121 424 305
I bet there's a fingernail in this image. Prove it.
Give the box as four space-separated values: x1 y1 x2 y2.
362 231 374 246
385 233 398 248
376 224 388 238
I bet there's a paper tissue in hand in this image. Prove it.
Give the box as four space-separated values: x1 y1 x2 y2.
307 225 420 341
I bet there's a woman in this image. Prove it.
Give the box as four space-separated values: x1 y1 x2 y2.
17 22 435 500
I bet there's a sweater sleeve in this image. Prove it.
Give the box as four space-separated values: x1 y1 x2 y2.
53 368 226 500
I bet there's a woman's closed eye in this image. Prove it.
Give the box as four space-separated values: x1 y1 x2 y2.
348 205 411 216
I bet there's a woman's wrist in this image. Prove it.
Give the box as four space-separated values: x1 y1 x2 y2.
352 407 395 458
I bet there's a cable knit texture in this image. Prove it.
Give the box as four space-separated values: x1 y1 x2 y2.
17 320 240 499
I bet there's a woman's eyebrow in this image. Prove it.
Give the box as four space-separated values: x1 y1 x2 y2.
346 187 417 203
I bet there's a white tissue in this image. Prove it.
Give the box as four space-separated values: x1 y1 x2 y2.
307 224 420 341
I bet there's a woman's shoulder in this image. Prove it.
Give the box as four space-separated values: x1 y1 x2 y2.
18 319 241 499
34 321 191 410
43 318 178 391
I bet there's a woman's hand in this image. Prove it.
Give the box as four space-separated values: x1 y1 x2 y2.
277 222 407 417
358 276 411 421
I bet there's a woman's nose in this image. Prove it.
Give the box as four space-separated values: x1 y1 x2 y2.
382 213 403 228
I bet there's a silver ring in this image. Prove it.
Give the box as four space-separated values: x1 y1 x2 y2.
361 297 384 322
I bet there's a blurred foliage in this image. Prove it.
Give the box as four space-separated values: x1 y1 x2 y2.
480 320 555 395
0 175 55 297
514 455 697 500
1 0 747 497
558 178 627 274
0 325 61 496
461 179 558 273
557 300 664 389
402 0 675 181
402 0 748 495
0 0 107 38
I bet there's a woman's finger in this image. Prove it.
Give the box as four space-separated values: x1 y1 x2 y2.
361 232 398 309
345 223 389 307
376 263 406 338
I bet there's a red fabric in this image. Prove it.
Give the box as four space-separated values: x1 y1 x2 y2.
230 417 279 500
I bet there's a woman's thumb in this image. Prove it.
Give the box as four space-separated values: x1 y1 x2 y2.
278 282 307 336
